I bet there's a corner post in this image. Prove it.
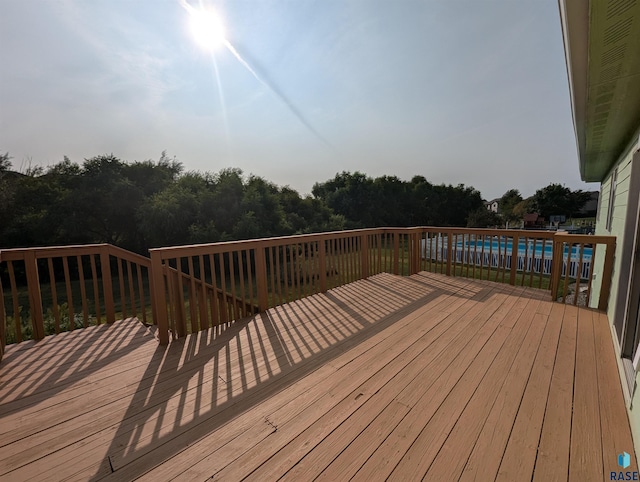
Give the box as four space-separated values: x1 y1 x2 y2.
150 251 170 345
412 231 421 275
24 251 45 340
598 238 616 311
550 233 563 301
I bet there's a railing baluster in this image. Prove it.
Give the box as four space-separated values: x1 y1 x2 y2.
246 249 256 313
127 261 136 319
281 246 289 302
218 253 230 324
228 252 238 321
318 240 326 293
136 263 146 324
539 238 547 289
487 234 493 281
186 256 198 330
62 256 75 330
175 257 187 336
276 246 283 305
472 233 477 280
377 233 382 274
7 261 22 343
586 244 597 307
90 255 101 325
562 242 572 302
116 258 126 320
529 238 536 288
347 236 353 280
237 250 246 317
76 255 89 328
267 246 276 306
48 258 60 332
100 247 115 324
208 254 220 326
510 233 519 285
574 244 585 306
258 245 270 311
198 255 209 329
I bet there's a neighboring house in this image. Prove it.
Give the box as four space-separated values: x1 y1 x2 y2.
522 213 545 229
560 0 640 454
485 198 500 213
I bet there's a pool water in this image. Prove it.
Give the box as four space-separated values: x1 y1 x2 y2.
464 239 592 259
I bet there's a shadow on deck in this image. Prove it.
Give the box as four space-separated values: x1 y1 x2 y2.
0 271 636 481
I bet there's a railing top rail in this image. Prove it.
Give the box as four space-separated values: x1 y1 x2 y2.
414 227 558 237
149 228 389 258
552 233 616 245
0 244 110 262
0 228 617 265
144 226 615 260
107 245 152 267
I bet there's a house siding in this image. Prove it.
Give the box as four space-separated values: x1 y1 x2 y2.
591 129 639 311
590 125 640 456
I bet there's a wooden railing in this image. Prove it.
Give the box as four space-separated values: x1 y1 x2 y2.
1 227 617 353
0 244 152 348
409 228 615 309
149 227 616 344
149 229 397 344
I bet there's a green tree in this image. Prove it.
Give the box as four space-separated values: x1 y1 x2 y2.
0 152 12 172
532 184 591 219
75 154 143 249
467 207 501 228
499 189 523 226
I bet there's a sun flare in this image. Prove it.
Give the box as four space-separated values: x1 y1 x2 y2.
189 8 226 51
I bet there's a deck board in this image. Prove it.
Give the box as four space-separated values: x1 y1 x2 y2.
0 271 636 481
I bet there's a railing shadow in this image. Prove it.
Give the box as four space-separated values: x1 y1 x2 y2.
0 272 535 480
85 272 506 479
0 319 154 412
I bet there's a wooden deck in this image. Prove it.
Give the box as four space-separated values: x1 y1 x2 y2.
0 271 636 481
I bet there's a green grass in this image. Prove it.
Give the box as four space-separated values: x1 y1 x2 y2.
3 274 152 344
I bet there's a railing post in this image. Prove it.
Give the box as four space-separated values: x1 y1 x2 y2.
100 247 116 323
150 251 169 345
509 233 519 285
254 244 269 312
393 232 400 275
360 234 369 279
24 251 45 340
550 233 563 301
598 239 616 311
411 232 420 275
319 239 327 292
446 230 453 276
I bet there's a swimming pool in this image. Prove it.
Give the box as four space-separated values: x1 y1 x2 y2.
464 239 592 260
420 235 593 279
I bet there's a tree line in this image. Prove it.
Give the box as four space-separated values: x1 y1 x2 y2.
0 152 593 253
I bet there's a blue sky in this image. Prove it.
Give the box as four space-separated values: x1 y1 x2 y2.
0 0 594 199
